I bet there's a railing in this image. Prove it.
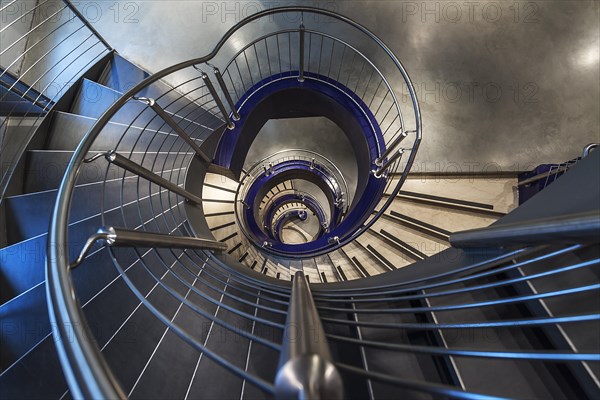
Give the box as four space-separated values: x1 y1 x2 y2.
234 149 348 251
237 148 349 211
275 272 343 399
45 6 420 398
266 190 329 241
450 211 600 248
0 0 112 202
216 17 421 254
518 142 599 189
311 242 600 399
23 3 598 399
70 225 227 268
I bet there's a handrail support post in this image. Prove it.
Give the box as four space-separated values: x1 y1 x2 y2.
70 226 227 268
209 64 241 121
198 69 235 129
98 150 204 205
133 97 212 163
298 23 306 82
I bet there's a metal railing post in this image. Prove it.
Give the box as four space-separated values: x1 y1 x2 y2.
199 69 235 129
375 130 411 166
133 97 212 163
210 65 241 121
374 148 404 178
298 23 306 82
70 226 227 268
275 272 343 399
92 151 204 205
62 0 113 51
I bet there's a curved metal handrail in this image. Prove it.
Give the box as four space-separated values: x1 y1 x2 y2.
234 148 348 247
215 27 421 257
47 6 421 398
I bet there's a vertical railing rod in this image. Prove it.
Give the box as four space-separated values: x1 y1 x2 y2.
62 0 113 50
350 298 374 400
275 272 343 399
209 65 241 120
421 293 465 388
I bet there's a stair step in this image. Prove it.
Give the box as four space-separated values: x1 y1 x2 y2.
426 280 566 398
23 149 192 193
69 79 221 136
1 184 188 305
100 258 217 394
0 235 47 305
46 111 195 153
0 335 67 399
0 245 136 374
384 211 451 240
401 175 518 214
0 283 49 373
5 172 175 243
98 54 221 130
384 198 498 234
99 53 150 93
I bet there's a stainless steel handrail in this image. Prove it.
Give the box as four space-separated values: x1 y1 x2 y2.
62 0 113 51
240 148 350 194
450 211 600 248
217 26 421 257
69 226 227 268
234 149 348 253
275 272 344 399
47 6 421 398
583 143 598 157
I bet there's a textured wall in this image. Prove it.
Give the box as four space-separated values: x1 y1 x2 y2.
71 0 600 172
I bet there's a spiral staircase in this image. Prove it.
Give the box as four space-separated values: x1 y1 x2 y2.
1 3 599 399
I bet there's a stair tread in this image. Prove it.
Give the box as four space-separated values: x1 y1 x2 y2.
5 174 185 243
99 53 150 93
47 109 212 154
23 149 193 193
0 235 47 305
0 283 50 372
69 79 221 133
0 335 67 399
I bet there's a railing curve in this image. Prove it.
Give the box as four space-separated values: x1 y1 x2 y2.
46 6 421 398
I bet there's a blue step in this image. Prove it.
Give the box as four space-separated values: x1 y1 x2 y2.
24 150 193 193
98 54 225 131
0 236 47 305
5 170 187 244
0 243 140 374
0 212 110 306
46 111 196 153
70 79 222 135
0 245 143 397
1 177 188 305
0 283 49 373
0 335 67 399
99 53 150 93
